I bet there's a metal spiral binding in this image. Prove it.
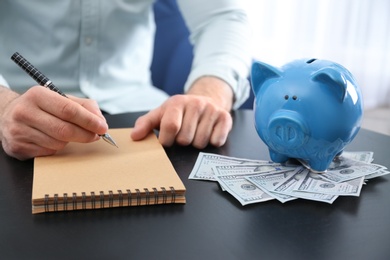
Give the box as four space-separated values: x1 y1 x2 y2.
43 187 177 212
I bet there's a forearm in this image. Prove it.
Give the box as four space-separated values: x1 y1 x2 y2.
179 0 252 109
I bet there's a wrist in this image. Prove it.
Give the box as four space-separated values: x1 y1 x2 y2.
186 76 234 111
0 85 19 117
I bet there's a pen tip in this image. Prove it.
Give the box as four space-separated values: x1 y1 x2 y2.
100 133 118 148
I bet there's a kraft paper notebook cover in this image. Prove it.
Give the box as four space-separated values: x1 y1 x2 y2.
32 128 186 214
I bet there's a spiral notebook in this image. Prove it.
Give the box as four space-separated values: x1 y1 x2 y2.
32 128 186 214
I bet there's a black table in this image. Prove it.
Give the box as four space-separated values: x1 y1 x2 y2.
1 110 389 259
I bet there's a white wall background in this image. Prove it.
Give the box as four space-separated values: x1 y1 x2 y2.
244 0 390 110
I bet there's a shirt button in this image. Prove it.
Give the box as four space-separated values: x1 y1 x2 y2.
85 37 93 45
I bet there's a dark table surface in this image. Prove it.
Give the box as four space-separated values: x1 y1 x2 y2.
1 110 389 260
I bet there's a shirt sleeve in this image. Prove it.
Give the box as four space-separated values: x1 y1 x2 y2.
177 0 252 109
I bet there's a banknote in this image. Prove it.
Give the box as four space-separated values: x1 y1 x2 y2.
213 164 294 177
341 151 390 180
320 157 385 183
270 168 339 204
339 151 389 180
188 152 280 181
294 171 364 196
213 164 292 193
215 174 275 205
189 151 387 205
341 151 374 163
245 169 299 203
364 169 390 180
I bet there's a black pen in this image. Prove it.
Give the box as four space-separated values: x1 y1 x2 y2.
11 52 118 148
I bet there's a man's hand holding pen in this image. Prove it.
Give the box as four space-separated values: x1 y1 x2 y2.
1 53 233 160
0 86 108 160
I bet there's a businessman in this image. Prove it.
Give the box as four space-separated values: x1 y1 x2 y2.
0 0 252 160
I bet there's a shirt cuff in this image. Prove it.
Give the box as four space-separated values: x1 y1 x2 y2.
0 75 10 88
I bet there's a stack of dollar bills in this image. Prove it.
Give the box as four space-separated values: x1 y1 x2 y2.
189 152 389 205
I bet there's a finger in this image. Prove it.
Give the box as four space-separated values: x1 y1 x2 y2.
190 107 217 149
209 112 232 147
3 141 57 161
1 129 61 160
35 112 101 143
16 123 69 151
35 88 108 135
16 88 104 143
1 119 69 159
158 106 184 147
175 100 204 146
131 109 162 141
69 95 106 120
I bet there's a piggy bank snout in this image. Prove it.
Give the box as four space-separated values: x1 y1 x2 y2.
267 111 309 149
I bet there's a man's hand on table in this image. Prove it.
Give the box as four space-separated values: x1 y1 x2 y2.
131 76 234 149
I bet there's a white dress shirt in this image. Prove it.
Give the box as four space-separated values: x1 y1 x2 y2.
0 0 251 113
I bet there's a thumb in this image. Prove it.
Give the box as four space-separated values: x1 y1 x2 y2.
131 109 161 141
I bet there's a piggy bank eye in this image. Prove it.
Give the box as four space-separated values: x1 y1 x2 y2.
284 95 289 100
292 95 298 100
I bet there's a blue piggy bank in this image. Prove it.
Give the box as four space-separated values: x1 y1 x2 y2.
251 59 363 172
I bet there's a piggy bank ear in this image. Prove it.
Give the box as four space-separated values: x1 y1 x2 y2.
312 67 347 102
251 61 281 93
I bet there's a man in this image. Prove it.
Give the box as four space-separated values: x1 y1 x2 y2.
0 0 252 160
